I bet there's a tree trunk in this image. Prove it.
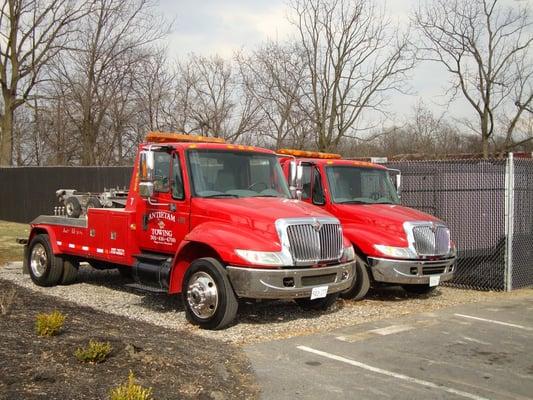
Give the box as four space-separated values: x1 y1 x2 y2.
0 104 14 166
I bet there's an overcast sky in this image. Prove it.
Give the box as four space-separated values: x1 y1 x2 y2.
157 0 475 125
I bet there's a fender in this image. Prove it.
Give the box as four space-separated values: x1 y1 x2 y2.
168 221 282 294
28 225 61 254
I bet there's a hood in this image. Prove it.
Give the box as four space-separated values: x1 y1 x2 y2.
330 203 445 248
191 197 337 239
331 203 442 229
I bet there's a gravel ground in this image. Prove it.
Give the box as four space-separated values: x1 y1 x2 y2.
2 262 531 346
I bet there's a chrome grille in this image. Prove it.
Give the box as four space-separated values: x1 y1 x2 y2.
286 223 343 264
412 224 450 256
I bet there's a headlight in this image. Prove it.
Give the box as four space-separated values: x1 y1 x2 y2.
235 249 285 266
374 244 417 259
341 246 355 262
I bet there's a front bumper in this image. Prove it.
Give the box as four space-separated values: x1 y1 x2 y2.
368 256 456 285
226 261 355 299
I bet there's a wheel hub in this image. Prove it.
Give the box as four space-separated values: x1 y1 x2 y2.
30 243 47 278
187 271 218 319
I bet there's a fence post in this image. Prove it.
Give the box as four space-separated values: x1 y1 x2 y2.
504 153 515 292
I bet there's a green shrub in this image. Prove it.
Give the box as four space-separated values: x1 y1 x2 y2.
35 310 65 337
110 371 153 400
75 340 113 363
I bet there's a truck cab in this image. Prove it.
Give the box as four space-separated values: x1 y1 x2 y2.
23 133 356 329
278 149 456 300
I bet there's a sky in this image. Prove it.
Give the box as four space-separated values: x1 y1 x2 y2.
156 0 481 126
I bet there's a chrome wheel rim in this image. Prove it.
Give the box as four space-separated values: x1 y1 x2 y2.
30 243 48 278
187 271 219 319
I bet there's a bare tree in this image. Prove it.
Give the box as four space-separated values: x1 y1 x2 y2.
289 0 414 152
49 0 168 165
0 0 89 165
237 42 311 148
178 54 260 141
414 0 533 158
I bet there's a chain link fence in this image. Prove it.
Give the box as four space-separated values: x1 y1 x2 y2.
386 156 533 291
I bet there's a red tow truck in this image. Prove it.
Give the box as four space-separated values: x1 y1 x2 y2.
21 133 356 329
278 149 456 300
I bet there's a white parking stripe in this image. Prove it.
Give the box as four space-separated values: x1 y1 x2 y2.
454 314 533 331
369 324 413 335
297 345 489 400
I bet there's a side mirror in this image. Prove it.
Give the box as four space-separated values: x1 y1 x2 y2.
139 150 155 181
139 182 154 198
288 161 304 199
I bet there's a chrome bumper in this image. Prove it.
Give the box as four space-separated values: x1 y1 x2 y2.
226 261 355 299
368 257 456 285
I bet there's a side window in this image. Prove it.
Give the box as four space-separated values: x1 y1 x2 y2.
300 165 312 200
154 152 171 192
172 153 184 200
312 167 325 205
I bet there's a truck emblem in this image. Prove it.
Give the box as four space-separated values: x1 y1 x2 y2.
312 219 322 232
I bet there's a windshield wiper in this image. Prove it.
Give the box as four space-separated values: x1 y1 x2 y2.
373 200 395 204
251 194 281 198
336 200 369 204
201 193 240 198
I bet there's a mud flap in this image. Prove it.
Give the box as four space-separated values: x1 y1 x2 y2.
22 244 29 274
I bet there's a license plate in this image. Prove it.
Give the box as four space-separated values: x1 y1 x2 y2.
311 286 328 300
429 275 440 287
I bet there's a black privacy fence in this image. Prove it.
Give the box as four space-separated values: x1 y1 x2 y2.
0 167 131 223
386 156 533 291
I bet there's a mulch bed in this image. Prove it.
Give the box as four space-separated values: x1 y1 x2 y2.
0 280 259 400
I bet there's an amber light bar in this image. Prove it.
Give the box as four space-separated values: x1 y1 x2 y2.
145 131 226 144
277 148 342 159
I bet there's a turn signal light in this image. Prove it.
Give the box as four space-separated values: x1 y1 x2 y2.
145 131 226 144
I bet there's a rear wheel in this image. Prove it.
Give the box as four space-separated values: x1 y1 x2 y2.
340 254 370 301
402 284 437 295
182 258 238 330
28 234 64 287
295 293 339 310
65 197 82 218
61 258 79 285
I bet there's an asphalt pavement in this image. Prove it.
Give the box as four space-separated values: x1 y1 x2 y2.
246 294 533 400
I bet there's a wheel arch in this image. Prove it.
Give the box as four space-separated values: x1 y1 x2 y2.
28 226 60 254
168 241 223 294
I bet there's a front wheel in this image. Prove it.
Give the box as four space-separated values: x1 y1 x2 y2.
340 254 370 301
28 234 64 287
401 284 437 295
182 258 238 330
295 293 339 310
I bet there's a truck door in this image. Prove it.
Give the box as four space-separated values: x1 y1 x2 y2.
138 151 190 254
299 164 326 207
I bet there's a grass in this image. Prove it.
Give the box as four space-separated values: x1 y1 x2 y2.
0 220 29 266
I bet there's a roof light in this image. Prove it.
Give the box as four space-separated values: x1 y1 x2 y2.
145 131 225 144
277 148 341 159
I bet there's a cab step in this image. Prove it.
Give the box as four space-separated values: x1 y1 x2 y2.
124 283 167 293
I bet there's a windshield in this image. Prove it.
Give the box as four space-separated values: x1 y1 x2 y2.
326 166 400 204
187 149 290 198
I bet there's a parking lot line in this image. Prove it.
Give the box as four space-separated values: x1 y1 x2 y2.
454 314 533 331
297 345 490 400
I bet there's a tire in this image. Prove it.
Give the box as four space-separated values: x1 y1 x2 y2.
61 258 79 285
64 196 82 218
402 284 437 295
86 197 102 209
182 257 238 330
295 293 339 311
340 254 370 300
118 266 133 280
27 234 64 287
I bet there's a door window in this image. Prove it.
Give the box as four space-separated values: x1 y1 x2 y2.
153 152 171 193
172 153 185 200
